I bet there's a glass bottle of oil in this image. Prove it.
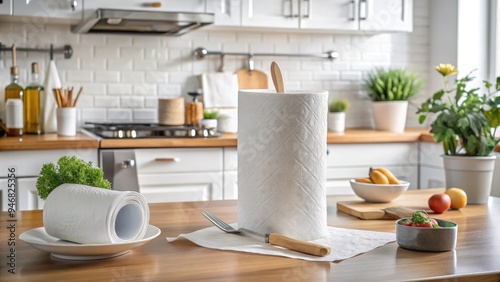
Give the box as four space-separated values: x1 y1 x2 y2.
24 62 44 134
5 56 24 136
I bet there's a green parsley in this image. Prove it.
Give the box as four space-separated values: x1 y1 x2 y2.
36 156 111 200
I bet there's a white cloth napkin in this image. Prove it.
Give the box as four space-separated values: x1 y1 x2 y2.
42 60 62 133
200 73 239 108
167 225 396 262
43 184 150 244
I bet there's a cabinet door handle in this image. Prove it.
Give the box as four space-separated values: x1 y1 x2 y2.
348 0 355 21
121 159 136 169
401 0 405 21
71 0 78 12
155 157 180 162
302 0 310 18
359 0 367 20
283 0 292 18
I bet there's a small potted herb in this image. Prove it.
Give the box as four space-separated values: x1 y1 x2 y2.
328 99 350 133
363 67 422 133
217 113 237 133
200 110 219 131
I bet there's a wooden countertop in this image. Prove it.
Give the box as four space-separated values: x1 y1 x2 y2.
3 188 500 281
99 129 431 149
0 132 99 151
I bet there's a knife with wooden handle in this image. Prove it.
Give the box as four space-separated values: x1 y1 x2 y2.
240 228 331 257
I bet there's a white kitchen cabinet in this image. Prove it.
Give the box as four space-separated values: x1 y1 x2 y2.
223 147 238 199
241 0 412 32
83 0 207 13
207 0 241 26
0 149 98 211
0 0 12 15
326 143 419 194
13 0 82 20
491 152 500 197
359 0 412 32
134 148 224 203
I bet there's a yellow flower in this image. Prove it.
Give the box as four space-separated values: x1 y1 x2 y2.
435 64 458 77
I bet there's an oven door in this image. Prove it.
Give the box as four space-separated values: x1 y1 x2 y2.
100 149 140 192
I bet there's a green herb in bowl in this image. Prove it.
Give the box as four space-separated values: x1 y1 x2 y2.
36 156 111 200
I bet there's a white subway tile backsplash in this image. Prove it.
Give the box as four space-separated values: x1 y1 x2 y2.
108 59 133 71
120 47 144 59
107 109 133 121
95 96 120 108
80 34 106 46
82 59 106 71
121 96 144 108
133 37 162 48
145 97 159 108
108 84 133 96
94 71 120 83
81 108 107 121
340 71 363 81
82 83 107 95
313 71 340 81
72 45 93 59
95 46 120 59
133 109 157 121
121 71 145 84
133 84 157 96
145 71 169 84
105 35 133 47
67 70 93 82
158 84 182 96
133 59 158 71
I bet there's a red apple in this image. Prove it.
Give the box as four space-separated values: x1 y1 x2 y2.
428 193 451 214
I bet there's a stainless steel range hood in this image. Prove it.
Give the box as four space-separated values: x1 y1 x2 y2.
72 9 214 36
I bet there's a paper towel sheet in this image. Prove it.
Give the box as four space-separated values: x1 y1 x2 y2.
43 184 150 244
43 60 62 133
167 225 396 262
238 90 328 241
200 73 239 108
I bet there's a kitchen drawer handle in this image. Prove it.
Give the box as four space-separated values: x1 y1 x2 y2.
121 159 136 169
401 0 405 21
359 0 367 20
348 0 355 21
155 157 180 162
302 0 310 18
71 0 77 11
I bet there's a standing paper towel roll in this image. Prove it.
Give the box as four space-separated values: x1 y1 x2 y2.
43 184 149 244
238 89 328 241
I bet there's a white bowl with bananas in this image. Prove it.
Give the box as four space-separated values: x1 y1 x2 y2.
350 167 410 203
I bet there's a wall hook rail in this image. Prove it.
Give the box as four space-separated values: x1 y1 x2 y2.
193 47 339 61
0 43 73 60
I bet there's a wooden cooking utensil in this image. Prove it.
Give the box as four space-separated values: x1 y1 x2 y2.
236 68 268 90
270 61 285 93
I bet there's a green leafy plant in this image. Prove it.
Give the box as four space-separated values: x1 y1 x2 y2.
36 156 111 200
417 64 500 156
363 67 423 101
328 99 350 113
203 110 219 119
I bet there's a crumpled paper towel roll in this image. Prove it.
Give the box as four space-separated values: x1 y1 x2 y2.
238 89 328 241
43 184 150 244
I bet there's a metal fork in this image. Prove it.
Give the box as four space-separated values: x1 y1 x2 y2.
202 211 331 257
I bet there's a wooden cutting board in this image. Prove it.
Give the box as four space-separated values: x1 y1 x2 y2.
236 68 268 90
337 188 446 220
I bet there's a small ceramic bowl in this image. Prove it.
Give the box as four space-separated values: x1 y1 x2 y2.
349 179 410 203
395 218 458 251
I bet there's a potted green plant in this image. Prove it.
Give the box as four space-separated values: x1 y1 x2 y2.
328 99 350 133
200 110 219 131
363 67 423 133
416 63 500 204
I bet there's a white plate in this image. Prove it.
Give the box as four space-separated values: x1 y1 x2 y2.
19 225 161 260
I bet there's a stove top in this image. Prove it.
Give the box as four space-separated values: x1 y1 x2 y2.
83 122 220 139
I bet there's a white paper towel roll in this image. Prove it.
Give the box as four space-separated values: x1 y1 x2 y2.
43 184 150 244
238 89 328 241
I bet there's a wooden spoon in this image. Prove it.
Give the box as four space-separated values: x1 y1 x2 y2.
270 61 285 94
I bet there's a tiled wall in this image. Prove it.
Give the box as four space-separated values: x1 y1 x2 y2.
0 0 430 129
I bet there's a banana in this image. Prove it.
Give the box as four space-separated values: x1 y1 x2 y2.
355 177 373 184
369 169 389 184
373 167 399 184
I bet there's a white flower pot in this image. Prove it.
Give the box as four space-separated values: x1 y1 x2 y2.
217 117 237 133
442 154 496 204
372 101 408 133
200 119 218 131
327 112 346 133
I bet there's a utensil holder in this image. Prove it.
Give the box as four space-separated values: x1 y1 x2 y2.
57 107 76 136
